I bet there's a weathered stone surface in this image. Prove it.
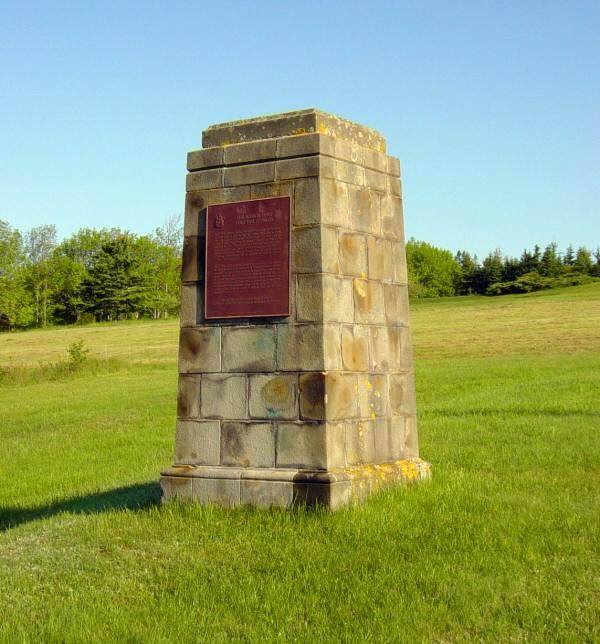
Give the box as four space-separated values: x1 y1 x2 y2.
276 156 320 181
367 236 394 281
184 187 251 236
404 415 419 458
222 326 276 372
320 178 349 228
348 186 380 234
388 373 412 416
251 180 293 200
353 279 385 324
293 226 337 274
322 275 354 323
296 274 323 322
387 176 402 197
223 161 275 187
345 420 376 465
191 477 241 507
276 324 324 371
202 109 386 153
370 326 402 371
276 132 336 159
323 324 342 370
187 168 223 191
383 283 409 325
249 374 298 420
201 374 247 419
374 418 402 463
224 139 277 165
299 372 326 420
341 325 370 371
392 241 408 284
160 476 193 501
187 147 224 171
180 284 201 327
181 235 201 283
177 374 201 419
326 372 358 420
179 327 220 373
241 479 293 508
276 422 327 469
386 156 401 177
364 168 387 192
293 177 320 226
381 195 404 239
174 420 220 465
335 159 365 186
358 374 387 419
339 232 367 278
221 422 275 468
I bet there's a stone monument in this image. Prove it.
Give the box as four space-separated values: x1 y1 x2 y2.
160 109 431 509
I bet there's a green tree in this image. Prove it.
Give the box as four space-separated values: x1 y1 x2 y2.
406 239 461 297
573 247 593 274
563 244 575 266
539 243 562 277
81 235 153 321
0 221 33 330
24 224 57 327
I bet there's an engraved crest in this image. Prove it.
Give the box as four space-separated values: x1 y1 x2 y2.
215 212 225 228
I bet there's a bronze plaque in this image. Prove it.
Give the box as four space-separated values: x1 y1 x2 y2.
205 196 291 319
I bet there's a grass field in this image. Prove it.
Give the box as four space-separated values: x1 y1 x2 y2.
0 284 599 641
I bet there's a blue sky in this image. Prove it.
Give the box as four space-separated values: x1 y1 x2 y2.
1 1 598 258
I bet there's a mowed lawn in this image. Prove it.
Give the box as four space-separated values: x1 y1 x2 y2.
0 285 598 642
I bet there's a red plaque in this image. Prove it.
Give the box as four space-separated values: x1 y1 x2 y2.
205 196 291 318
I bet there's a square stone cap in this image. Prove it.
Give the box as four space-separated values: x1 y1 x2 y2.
202 109 387 153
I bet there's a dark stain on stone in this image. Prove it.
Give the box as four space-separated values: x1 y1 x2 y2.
299 372 326 420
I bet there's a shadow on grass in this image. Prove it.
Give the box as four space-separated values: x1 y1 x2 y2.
0 481 162 531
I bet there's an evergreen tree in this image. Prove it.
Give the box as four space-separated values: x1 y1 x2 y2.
573 247 593 274
480 249 504 291
455 250 478 295
539 243 562 277
563 244 575 266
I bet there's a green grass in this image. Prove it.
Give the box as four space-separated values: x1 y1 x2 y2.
0 286 599 641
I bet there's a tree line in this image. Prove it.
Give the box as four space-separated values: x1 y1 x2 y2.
1 217 599 330
407 240 600 298
0 218 182 330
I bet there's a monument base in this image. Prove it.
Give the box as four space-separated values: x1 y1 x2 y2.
160 459 431 510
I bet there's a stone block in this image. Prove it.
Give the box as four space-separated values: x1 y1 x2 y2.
296 274 323 322
339 232 367 278
322 275 354 323
179 326 220 373
223 139 277 165
293 177 320 226
365 168 387 192
201 374 247 419
182 235 202 283
222 326 276 372
177 374 201 419
276 422 327 469
400 326 414 367
276 156 321 181
341 325 370 371
221 422 275 468
388 373 411 416
202 109 386 153
250 180 294 200
348 186 380 235
320 178 349 227
241 479 293 508
383 283 409 325
345 420 376 465
336 159 365 186
160 476 193 502
325 372 358 420
374 418 397 463
353 279 385 325
277 132 336 159
184 187 251 235
358 374 387 419
392 242 408 284
381 195 404 240
367 236 394 281
370 326 402 372
323 324 342 370
186 168 224 191
276 324 324 371
174 420 220 465
191 478 241 507
249 374 298 420
363 147 388 173
386 155 401 177
387 417 407 461
387 176 402 197
299 372 326 420
223 161 275 187
180 284 201 327
187 147 224 171
325 421 347 468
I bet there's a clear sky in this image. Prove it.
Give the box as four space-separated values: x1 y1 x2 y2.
1 1 598 258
